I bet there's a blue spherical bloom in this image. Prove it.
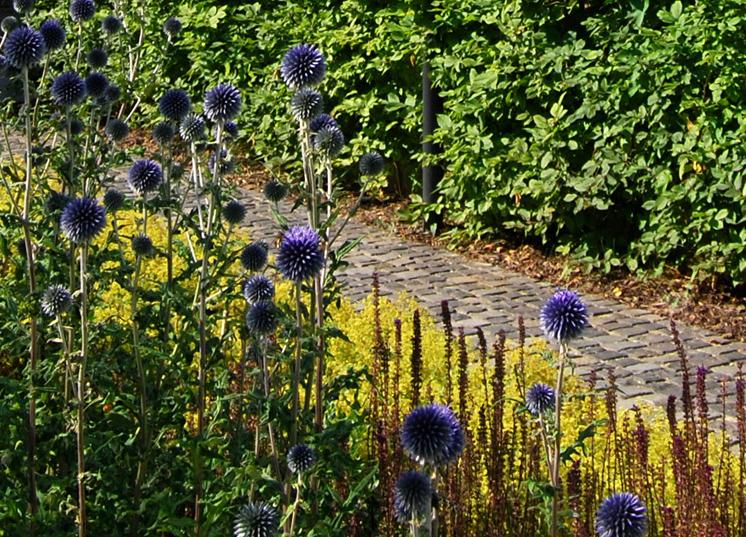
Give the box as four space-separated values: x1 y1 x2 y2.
287 444 316 474
69 117 83 135
84 71 108 98
309 113 337 133
41 284 72 316
394 471 432 523
4 26 46 68
263 179 287 203
223 120 239 138
401 404 464 466
103 188 124 212
179 112 205 141
291 88 323 121
51 71 85 105
276 225 324 282
246 300 278 335
234 502 278 537
101 14 121 34
60 196 106 244
313 125 344 157
13 0 33 14
1 17 19 34
221 199 246 225
540 289 589 342
204 83 241 122
152 121 175 145
243 275 275 304
131 233 154 257
240 240 269 272
280 44 326 89
163 16 182 37
45 191 72 214
127 159 162 195
359 151 385 176
596 492 647 537
70 0 96 23
105 118 128 142
159 88 190 122
86 47 107 68
104 84 120 103
526 383 556 416
40 19 66 50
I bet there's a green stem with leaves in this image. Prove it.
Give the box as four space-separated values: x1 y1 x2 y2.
76 242 90 537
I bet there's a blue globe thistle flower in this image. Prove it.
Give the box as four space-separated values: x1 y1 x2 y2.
51 71 85 106
104 84 120 102
86 47 107 68
69 117 83 135
243 275 275 303
596 492 647 537
234 502 278 537
70 0 96 23
84 71 108 98
41 284 72 316
394 471 432 523
60 196 106 244
163 17 182 38
287 444 316 474
1 17 19 34
131 233 154 257
179 112 205 141
280 44 326 89
291 88 323 121
45 191 72 214
159 88 190 122
223 120 239 138
540 289 589 342
4 26 46 68
276 225 324 282
13 0 33 14
313 125 344 157
359 151 385 176
309 113 337 133
105 118 128 142
401 404 464 466
101 14 121 34
240 240 269 272
127 159 162 195
40 19 66 50
526 383 556 416
103 188 124 212
263 179 287 203
204 83 241 122
209 148 235 175
152 122 174 145
222 199 246 225
246 300 278 335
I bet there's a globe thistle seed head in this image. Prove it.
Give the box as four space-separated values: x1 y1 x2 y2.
70 0 96 23
159 88 190 122
401 404 464 466
287 444 316 474
51 71 85 106
41 284 72 316
234 502 279 537
313 125 344 157
179 112 205 141
240 240 269 272
84 71 108 98
13 0 33 14
45 191 72 215
103 188 124 212
127 159 162 195
222 199 246 225
4 26 46 68
540 289 589 342
104 83 120 102
243 275 275 304
163 16 182 38
101 14 121 34
309 113 337 133
276 225 324 282
60 196 106 244
526 383 556 416
1 17 19 34
69 117 83 135
209 148 235 175
263 179 287 203
105 118 129 142
359 151 385 176
596 492 648 537
246 300 278 335
131 233 154 257
223 120 239 138
204 83 241 122
291 88 323 121
280 44 326 89
39 19 66 50
152 121 175 145
86 47 108 68
394 471 432 523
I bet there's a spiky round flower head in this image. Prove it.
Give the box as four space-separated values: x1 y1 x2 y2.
401 404 464 466
223 120 239 138
240 240 269 272
103 188 124 212
86 47 108 68
291 88 323 121
152 122 174 145
596 493 648 537
159 88 190 122
222 199 246 225
263 179 287 203
359 151 385 176
276 225 324 282
104 83 120 102
41 284 72 316
84 71 108 98
1 16 18 34
287 444 316 474
179 112 205 141
204 83 241 122
60 196 106 244
105 118 129 142
127 159 162 195
69 117 83 135
45 191 72 215
526 383 556 416
246 300 278 335
4 26 46 68
13 0 33 14
131 233 154 257
540 289 589 342
209 148 235 175
163 16 182 38
309 113 337 133
234 502 278 537
101 14 121 34
313 125 344 157
281 44 326 89
243 275 275 304
51 71 85 105
70 0 95 22
40 19 66 50
394 471 432 523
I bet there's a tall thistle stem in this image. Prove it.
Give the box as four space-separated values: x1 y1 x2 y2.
291 282 303 445
288 474 304 536
550 341 568 537
76 242 90 537
259 337 282 479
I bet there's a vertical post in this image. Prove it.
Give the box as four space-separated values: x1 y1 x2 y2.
421 12 443 231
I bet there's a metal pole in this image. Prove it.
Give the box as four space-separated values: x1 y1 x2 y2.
422 32 443 230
